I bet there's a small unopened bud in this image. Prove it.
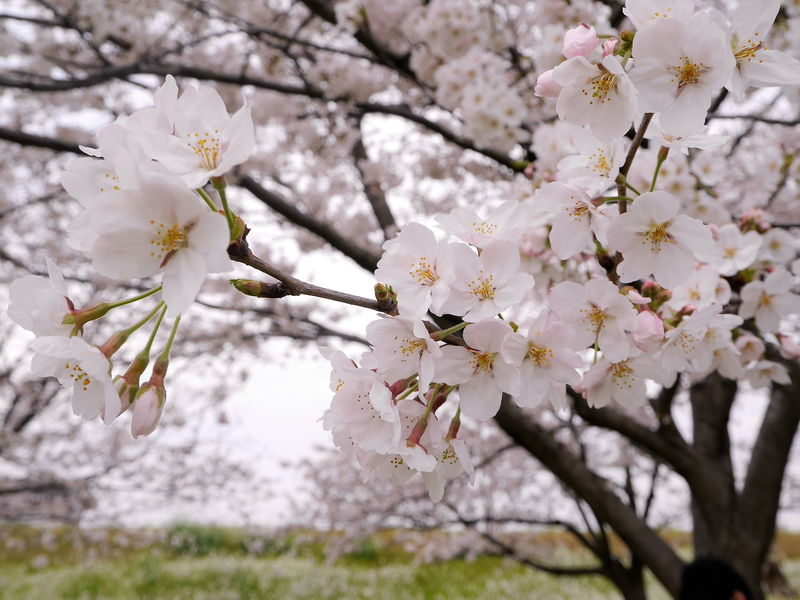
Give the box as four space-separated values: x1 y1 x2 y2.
389 378 410 397
131 382 166 439
99 330 131 359
562 24 600 59
374 283 398 313
446 411 461 441
406 416 429 447
229 214 247 243
534 68 562 98
65 302 113 333
112 375 138 417
602 38 619 57
230 278 290 298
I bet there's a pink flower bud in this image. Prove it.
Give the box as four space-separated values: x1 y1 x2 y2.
562 24 600 59
602 38 619 57
777 334 800 360
131 383 166 439
632 311 664 352
535 69 562 98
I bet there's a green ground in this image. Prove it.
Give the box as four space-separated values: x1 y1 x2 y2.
1 525 799 599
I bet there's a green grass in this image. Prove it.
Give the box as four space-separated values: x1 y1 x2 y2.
3 526 800 599
0 554 639 600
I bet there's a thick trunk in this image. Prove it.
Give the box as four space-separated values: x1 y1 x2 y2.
494 397 684 597
688 374 738 556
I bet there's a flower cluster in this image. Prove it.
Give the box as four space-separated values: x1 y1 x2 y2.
322 0 800 502
7 76 255 436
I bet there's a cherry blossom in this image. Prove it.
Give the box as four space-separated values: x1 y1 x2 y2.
440 241 534 322
623 0 695 30
436 201 530 248
131 76 255 188
361 317 442 393
374 223 453 319
551 54 638 142
724 0 800 100
631 11 734 136
557 127 625 194
501 312 581 410
562 24 600 59
607 191 714 289
537 182 609 260
88 176 231 316
739 268 800 334
577 353 662 409
700 223 762 276
8 258 72 337
549 279 638 361
29 336 119 424
434 319 518 421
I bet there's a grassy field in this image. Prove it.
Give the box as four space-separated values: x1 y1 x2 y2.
1 525 799 599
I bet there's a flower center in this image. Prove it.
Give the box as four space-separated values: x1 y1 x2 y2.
470 350 496 374
149 222 188 260
187 130 222 170
569 202 589 220
527 343 554 367
472 221 498 236
398 337 425 358
589 150 610 175
581 306 607 335
670 57 707 88
585 71 617 105
642 221 674 252
676 330 698 354
409 258 438 285
65 362 92 391
468 271 496 300
760 291 773 307
611 361 634 388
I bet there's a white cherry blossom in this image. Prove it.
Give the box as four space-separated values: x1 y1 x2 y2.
361 317 442 393
8 258 72 337
724 0 800 100
29 336 119 424
549 279 638 361
607 191 714 289
699 223 761 276
374 223 453 318
631 12 735 136
501 312 581 410
551 54 638 141
436 200 530 248
623 0 695 30
557 127 625 195
88 176 231 317
577 353 663 409
434 319 518 421
745 360 791 389
441 241 534 322
537 182 609 260
131 76 255 188
739 268 800 333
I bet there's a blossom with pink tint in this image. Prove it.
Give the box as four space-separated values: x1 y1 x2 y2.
374 222 453 319
631 311 664 352
361 317 442 394
607 191 714 289
130 382 166 438
436 200 530 248
440 241 534 322
739 269 800 333
549 279 638 362
577 354 664 409
501 312 581 410
537 182 609 260
434 319 518 421
8 258 72 338
562 24 600 59
735 333 766 364
535 69 563 98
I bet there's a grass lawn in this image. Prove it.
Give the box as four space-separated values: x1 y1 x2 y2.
0 554 656 600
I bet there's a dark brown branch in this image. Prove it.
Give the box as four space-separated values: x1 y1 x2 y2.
0 126 82 154
493 397 683 596
236 174 380 271
351 128 397 240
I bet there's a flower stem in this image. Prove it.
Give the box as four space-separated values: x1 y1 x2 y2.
158 316 181 363
123 301 165 336
432 322 468 339
615 174 642 196
649 146 670 192
106 286 162 310
212 178 236 232
142 305 168 356
196 188 218 211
